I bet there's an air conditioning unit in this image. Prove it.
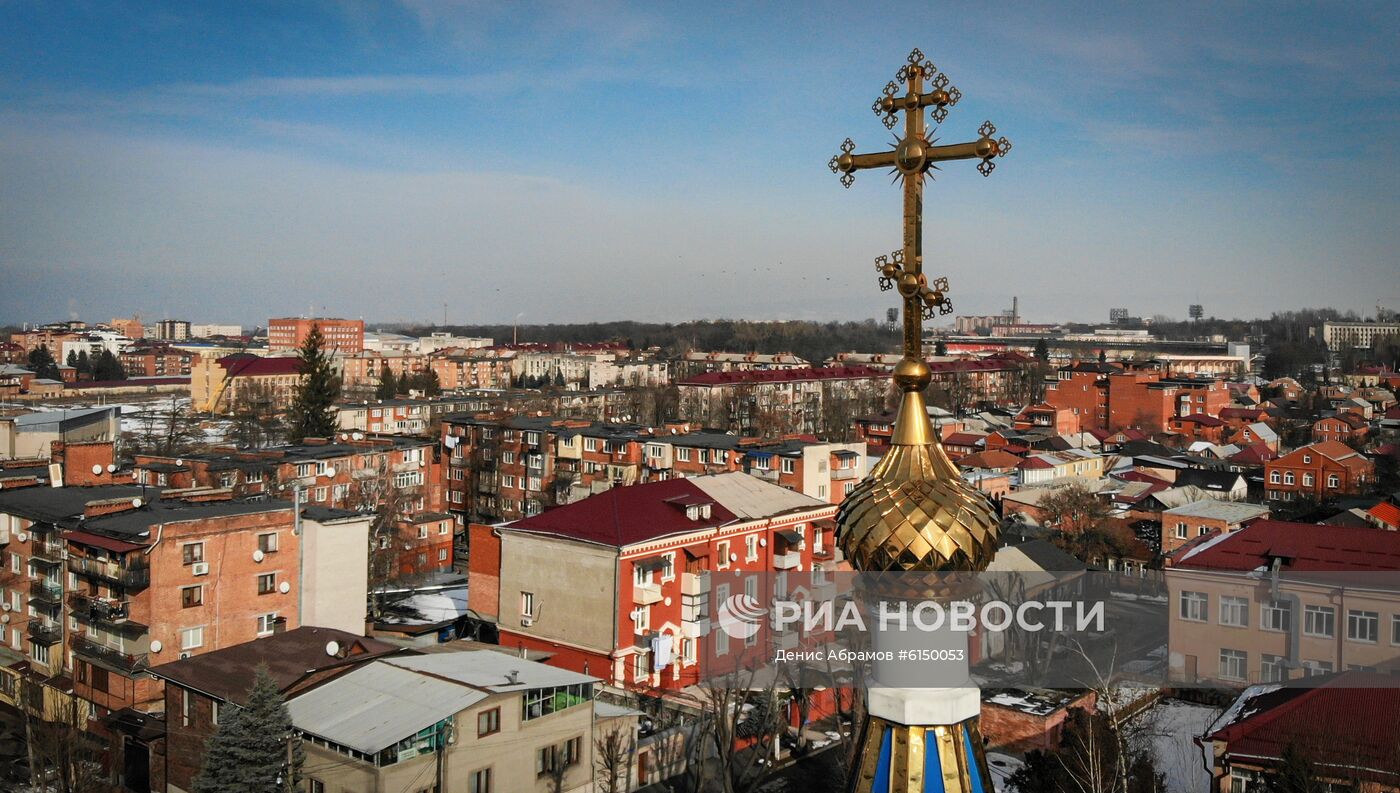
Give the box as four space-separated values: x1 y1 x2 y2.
520 615 534 627
192 562 210 576
179 652 192 660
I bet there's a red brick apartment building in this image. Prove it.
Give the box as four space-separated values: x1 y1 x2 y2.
267 316 365 354
1312 413 1369 445
1264 440 1375 501
133 435 449 574
468 473 836 691
119 344 200 378
442 413 867 523
1044 361 1230 434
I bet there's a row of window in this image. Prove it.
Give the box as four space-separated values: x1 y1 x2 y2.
1179 591 1400 643
1267 470 1342 488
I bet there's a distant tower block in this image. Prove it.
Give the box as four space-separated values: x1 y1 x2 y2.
1109 308 1129 323
886 307 900 333
1189 304 1204 321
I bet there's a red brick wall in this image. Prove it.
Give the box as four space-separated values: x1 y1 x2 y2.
468 523 501 620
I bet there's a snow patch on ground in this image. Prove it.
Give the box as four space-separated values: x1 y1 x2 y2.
1136 699 1218 793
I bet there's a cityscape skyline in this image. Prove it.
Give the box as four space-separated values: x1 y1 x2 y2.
2 2 1397 325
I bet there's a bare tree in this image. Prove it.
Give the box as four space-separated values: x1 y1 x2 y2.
594 722 636 793
693 669 785 793
20 674 106 793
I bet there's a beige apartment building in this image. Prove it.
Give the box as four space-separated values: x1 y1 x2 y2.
287 652 606 793
1167 520 1400 686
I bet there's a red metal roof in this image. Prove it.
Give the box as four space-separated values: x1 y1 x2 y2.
218 355 302 377
1173 519 1400 572
678 366 885 386
65 530 147 553
1367 501 1400 529
503 478 738 547
1206 673 1400 785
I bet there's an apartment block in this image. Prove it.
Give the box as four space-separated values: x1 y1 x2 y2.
267 317 365 355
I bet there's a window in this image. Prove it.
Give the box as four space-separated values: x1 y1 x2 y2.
1174 522 1187 540
257 573 276 595
1302 455 1311 464
181 586 203 608
1219 649 1247 681
1179 591 1208 622
563 736 582 766
182 543 204 565
418 524 429 539
521 592 535 617
438 548 448 561
716 540 730 569
1327 474 1339 489
660 553 675 582
745 534 758 562
477 707 500 737
1305 660 1333 677
439 522 450 535
1220 596 1248 628
468 769 491 793
1260 654 1285 683
1260 601 1290 632
584 438 598 453
1393 615 1400 645
502 450 516 464
1304 605 1335 638
635 605 649 631
308 780 326 793
256 613 278 636
781 458 796 475
1347 610 1379 643
257 533 278 553
180 626 204 650
31 643 49 666
634 653 648 679
1269 471 1280 484
1283 472 1294 486
181 688 191 727
537 745 559 777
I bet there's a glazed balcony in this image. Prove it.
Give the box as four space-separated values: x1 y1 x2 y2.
67 556 150 591
72 635 148 673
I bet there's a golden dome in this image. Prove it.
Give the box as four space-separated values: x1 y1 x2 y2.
837 388 1000 572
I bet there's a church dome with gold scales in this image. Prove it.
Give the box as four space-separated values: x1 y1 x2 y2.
826 47 1011 793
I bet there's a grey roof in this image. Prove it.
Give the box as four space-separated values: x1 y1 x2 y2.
1162 499 1270 522
11 406 118 429
82 497 293 537
381 651 598 693
690 472 826 519
0 485 151 524
287 660 487 754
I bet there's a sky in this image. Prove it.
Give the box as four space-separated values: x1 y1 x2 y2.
1 1 1397 328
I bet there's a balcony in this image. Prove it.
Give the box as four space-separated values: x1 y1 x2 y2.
67 556 150 591
747 467 779 482
773 551 801 571
831 467 860 481
680 572 709 596
28 579 62 607
632 581 663 606
68 593 148 634
27 619 62 645
680 619 710 638
30 539 65 564
72 635 148 673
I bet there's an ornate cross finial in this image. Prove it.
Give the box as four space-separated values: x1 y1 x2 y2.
829 48 1010 387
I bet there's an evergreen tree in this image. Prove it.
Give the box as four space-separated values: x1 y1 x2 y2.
193 667 303 793
92 349 127 381
76 349 91 375
1034 337 1049 363
420 367 441 396
1098 348 1108 364
287 324 340 442
934 339 948 356
66 350 78 368
375 368 398 400
1262 744 1324 793
26 346 61 380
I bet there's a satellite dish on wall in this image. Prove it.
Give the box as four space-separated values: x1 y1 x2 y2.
352 432 364 441
253 549 265 563
1 603 11 612
150 640 163 653
107 464 117 473
92 464 103 475
279 581 291 594
175 459 183 467
1 615 8 624
325 641 340 657
131 498 143 509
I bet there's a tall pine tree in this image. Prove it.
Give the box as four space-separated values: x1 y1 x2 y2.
193 667 303 793
93 349 127 381
26 346 61 380
287 323 340 442
375 368 398 400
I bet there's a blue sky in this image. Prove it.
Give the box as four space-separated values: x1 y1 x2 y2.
1 1 1397 327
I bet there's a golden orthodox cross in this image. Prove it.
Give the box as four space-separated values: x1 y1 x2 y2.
830 48 1010 363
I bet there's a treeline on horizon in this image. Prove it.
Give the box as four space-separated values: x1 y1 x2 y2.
380 308 1385 370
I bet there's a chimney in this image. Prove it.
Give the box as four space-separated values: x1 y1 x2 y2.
52 440 117 487
84 496 147 519
506 670 520 685
300 437 329 446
